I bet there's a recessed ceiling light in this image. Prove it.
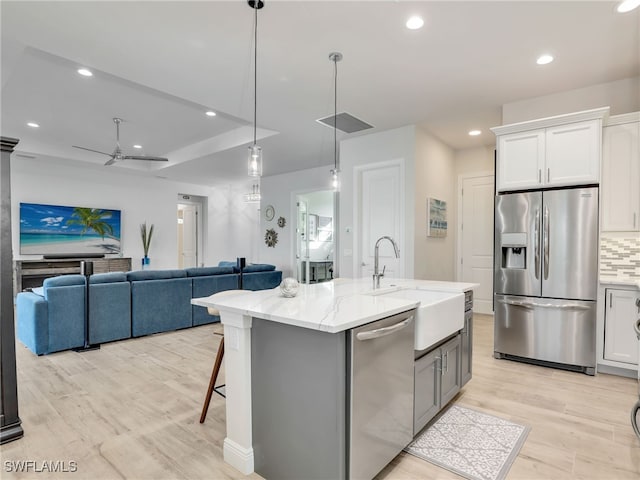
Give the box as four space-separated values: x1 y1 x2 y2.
468 130 481 136
77 68 93 77
406 16 424 30
205 110 216 117
617 0 640 13
536 54 554 65
133 144 142 149
27 122 40 128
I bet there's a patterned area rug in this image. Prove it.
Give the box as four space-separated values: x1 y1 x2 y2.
405 405 530 480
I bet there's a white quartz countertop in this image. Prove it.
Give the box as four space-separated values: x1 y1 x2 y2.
191 277 477 333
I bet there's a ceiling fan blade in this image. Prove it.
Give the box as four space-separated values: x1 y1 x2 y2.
123 155 169 162
72 145 112 156
104 157 117 166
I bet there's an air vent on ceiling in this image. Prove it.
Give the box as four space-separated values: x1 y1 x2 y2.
15 153 36 159
316 112 374 134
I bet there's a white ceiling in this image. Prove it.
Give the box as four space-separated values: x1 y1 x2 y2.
1 1 638 186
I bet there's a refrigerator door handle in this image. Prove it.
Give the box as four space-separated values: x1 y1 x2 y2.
497 298 590 311
496 298 534 309
534 209 540 280
543 206 550 280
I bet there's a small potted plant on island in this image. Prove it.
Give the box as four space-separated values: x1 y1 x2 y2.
140 222 154 269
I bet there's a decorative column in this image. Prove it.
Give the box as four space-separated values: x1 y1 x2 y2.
0 136 23 444
219 311 254 474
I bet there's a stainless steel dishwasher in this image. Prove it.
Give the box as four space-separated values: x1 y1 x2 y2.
348 309 415 480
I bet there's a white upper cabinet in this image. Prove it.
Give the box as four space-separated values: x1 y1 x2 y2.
497 130 545 190
545 120 601 186
492 108 609 192
602 114 640 232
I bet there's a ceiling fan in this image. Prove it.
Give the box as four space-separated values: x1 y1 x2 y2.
73 117 169 166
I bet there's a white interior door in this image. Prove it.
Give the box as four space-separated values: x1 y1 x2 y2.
459 174 494 314
179 204 198 268
358 162 403 279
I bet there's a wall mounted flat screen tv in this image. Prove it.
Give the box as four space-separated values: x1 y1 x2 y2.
20 202 122 256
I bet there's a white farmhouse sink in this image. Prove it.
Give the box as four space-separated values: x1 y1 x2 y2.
374 289 465 351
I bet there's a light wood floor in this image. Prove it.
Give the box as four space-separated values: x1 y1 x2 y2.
1 315 639 479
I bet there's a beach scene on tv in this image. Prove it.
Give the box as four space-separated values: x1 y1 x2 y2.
20 203 121 255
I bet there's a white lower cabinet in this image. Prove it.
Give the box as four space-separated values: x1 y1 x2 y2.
414 335 462 435
604 288 640 365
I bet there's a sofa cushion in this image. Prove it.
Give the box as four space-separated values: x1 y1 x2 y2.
43 274 86 288
243 263 276 273
127 269 187 281
218 261 240 273
31 287 44 297
243 270 282 290
90 272 127 284
186 266 235 277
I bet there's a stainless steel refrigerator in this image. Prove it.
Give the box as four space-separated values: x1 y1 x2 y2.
494 186 599 375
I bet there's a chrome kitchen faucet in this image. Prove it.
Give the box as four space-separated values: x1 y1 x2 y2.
373 236 400 289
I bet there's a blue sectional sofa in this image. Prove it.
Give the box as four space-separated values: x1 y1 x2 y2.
16 275 87 355
16 264 282 355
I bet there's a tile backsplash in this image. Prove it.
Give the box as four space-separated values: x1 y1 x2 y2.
600 235 640 278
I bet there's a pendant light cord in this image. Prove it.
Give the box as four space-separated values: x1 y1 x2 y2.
253 3 258 147
333 56 338 171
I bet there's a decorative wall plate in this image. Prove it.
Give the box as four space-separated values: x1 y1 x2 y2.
265 228 278 247
277 216 286 228
264 205 275 221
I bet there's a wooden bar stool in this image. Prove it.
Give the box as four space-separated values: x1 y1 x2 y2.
199 289 244 424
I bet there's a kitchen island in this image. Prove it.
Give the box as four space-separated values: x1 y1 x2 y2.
192 277 476 479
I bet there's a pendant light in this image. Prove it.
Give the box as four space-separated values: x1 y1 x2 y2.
329 52 342 190
248 0 264 177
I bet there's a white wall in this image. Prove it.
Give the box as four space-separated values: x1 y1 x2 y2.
11 157 215 270
259 165 333 278
502 76 640 124
455 145 495 177
414 128 456 281
339 125 416 279
207 181 261 265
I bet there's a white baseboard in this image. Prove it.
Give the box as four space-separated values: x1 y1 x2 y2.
223 438 254 475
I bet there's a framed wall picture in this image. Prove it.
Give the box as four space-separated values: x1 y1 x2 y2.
427 197 447 237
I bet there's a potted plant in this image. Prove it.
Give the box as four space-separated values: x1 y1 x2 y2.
140 222 154 269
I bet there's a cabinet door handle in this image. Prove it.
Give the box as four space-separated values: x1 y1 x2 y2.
547 168 550 183
538 169 542 184
609 292 613 309
634 212 637 229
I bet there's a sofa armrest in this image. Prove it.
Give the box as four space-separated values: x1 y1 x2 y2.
16 292 49 355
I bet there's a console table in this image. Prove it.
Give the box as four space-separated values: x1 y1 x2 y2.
13 257 132 296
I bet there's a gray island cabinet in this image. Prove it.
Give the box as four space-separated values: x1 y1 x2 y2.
252 308 416 480
192 278 476 479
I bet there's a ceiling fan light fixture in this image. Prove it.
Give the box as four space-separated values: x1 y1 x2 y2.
77 68 93 77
